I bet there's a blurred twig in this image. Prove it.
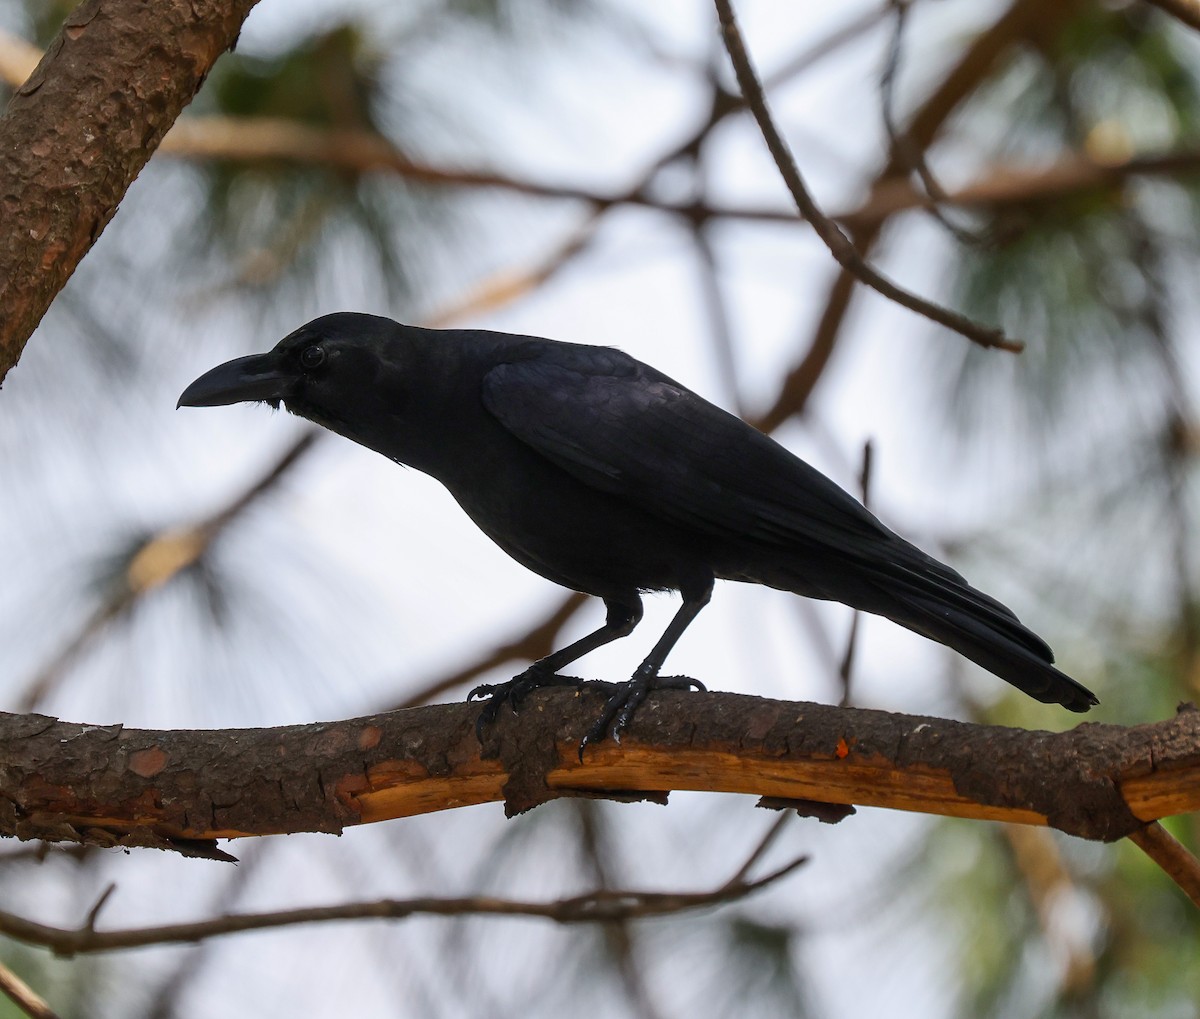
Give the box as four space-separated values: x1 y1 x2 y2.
0 960 60 1019
0 847 807 956
574 802 666 1019
727 814 793 886
1128 822 1200 908
143 843 272 1019
0 27 39 85
755 0 1078 433
425 215 604 327
1002 825 1098 996
840 148 1200 230
13 433 320 712
691 222 746 416
390 592 588 709
880 0 988 246
837 440 873 706
715 0 1022 353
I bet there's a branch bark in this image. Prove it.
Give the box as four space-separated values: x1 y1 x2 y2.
0 695 1195 861
0 0 261 386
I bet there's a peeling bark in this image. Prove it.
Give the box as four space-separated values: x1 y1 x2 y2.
0 693 1194 860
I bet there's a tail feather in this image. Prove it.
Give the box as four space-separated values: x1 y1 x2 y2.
796 540 1099 711
886 584 1097 711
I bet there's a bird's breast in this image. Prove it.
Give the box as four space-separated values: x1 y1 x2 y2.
439 440 713 600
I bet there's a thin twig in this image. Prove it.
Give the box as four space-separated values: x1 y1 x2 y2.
726 814 793 888
157 115 806 226
14 432 320 711
0 960 61 1019
574 802 666 1019
838 440 873 706
0 853 807 957
427 218 604 327
1128 822 1200 908
880 0 988 246
754 0 1068 433
714 0 1021 353
1002 825 1097 995
83 883 117 933
390 591 588 709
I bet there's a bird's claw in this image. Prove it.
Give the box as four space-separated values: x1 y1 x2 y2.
576 670 704 761
470 667 580 742
473 665 703 755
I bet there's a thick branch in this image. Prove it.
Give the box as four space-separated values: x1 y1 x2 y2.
0 695 1195 860
0 0 261 386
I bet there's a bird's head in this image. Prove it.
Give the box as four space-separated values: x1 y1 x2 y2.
178 312 401 432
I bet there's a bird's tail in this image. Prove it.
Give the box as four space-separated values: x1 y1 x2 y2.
824 553 1098 712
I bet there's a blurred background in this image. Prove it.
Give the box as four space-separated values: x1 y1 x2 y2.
1 0 1199 1015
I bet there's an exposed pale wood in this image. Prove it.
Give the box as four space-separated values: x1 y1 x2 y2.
0 694 1194 860
1129 822 1200 908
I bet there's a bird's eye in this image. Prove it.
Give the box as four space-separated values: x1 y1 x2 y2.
300 345 326 369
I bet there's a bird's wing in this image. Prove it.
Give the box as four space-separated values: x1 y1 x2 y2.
481 347 891 556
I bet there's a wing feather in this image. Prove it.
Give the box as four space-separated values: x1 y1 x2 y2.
481 348 889 557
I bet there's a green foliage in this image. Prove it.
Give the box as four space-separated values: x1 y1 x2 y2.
190 24 428 298
915 10 1200 1015
942 6 1200 435
207 25 377 129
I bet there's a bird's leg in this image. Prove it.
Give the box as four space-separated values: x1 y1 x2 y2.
579 579 713 757
470 597 642 740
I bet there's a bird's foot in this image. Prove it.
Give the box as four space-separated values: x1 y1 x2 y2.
578 668 705 760
469 667 580 741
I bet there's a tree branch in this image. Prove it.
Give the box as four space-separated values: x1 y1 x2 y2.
14 432 320 712
1128 821 1200 908
0 840 805 957
0 0 261 385
840 149 1200 231
0 959 60 1019
0 695 1195 863
713 0 1022 353
753 0 1083 432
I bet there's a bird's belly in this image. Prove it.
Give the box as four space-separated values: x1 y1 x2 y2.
446 474 711 600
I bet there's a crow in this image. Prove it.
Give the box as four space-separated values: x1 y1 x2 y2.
179 312 1097 751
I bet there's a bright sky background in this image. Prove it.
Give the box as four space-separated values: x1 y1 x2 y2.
0 1 1112 1015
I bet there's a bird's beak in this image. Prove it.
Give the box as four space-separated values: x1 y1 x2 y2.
177 352 293 409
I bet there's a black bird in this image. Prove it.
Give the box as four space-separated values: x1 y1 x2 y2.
179 312 1097 749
